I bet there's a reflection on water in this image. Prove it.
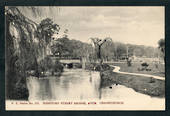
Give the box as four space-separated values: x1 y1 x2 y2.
26 68 164 107
27 69 101 100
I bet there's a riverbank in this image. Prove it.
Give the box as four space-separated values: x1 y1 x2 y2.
75 62 164 98
101 69 165 97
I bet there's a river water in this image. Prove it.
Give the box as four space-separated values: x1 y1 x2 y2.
26 68 165 109
27 69 101 100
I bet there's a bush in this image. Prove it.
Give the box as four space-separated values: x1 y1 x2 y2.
141 62 149 70
141 62 149 67
44 56 53 69
36 57 53 76
11 82 29 100
85 63 111 71
95 64 111 71
127 59 132 67
67 63 73 68
34 56 63 77
53 60 64 73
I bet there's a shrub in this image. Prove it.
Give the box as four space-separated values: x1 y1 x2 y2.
53 60 64 73
141 62 149 67
36 57 53 76
11 82 29 100
34 56 63 77
95 64 111 71
127 59 132 67
67 63 73 69
141 62 149 69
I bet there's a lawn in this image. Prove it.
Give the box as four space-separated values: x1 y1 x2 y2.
101 70 165 97
109 62 165 77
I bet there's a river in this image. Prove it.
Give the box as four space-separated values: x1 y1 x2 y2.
26 68 165 110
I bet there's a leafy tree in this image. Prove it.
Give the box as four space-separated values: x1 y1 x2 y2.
116 43 127 59
133 47 145 57
51 40 63 56
35 18 60 58
34 18 60 77
101 41 115 61
158 38 165 58
127 45 134 57
54 37 73 57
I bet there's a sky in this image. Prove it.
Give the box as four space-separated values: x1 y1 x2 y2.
19 6 165 47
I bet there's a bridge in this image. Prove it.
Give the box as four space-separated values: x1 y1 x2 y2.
49 56 87 69
59 59 82 69
60 59 81 64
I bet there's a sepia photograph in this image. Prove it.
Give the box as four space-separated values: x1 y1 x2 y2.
5 6 165 110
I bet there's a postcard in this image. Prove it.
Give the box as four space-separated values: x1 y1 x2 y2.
5 6 165 110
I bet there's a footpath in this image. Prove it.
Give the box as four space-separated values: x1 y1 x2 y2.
111 65 165 81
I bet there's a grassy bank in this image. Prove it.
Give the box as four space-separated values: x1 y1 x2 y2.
66 62 165 97
101 70 165 97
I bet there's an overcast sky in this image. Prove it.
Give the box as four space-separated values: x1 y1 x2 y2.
19 6 164 47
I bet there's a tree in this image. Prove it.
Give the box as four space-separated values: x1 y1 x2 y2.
158 38 165 59
100 41 115 61
34 18 60 77
90 37 112 64
35 18 60 58
116 43 127 59
55 37 73 57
